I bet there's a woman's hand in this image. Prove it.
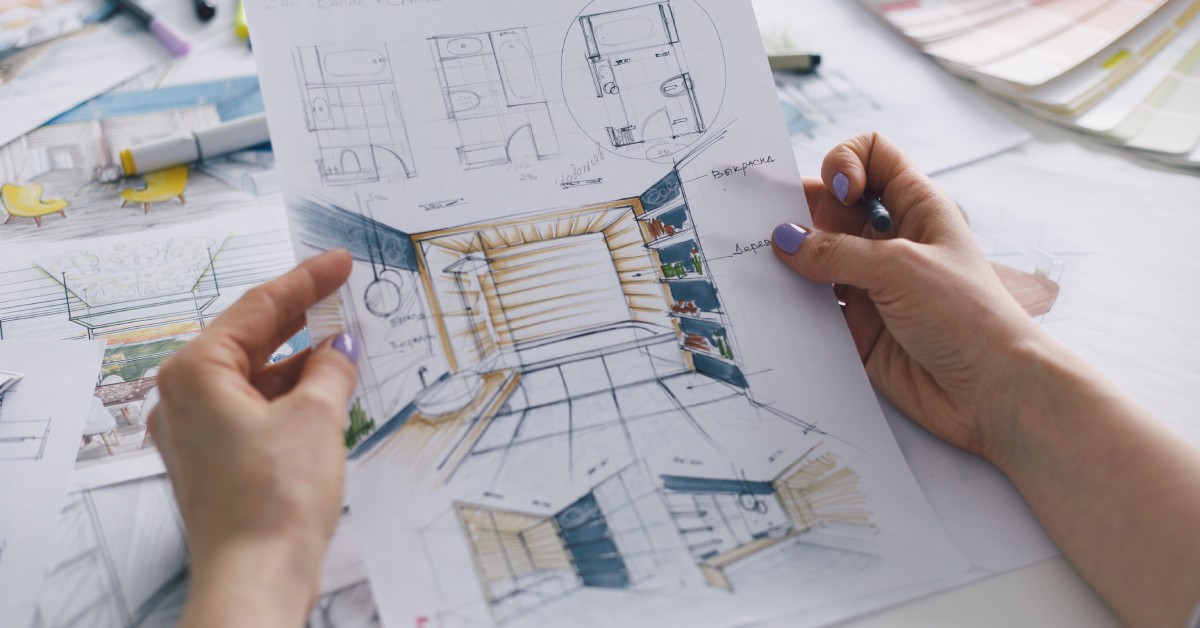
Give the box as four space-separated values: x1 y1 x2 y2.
775 134 1200 627
149 249 359 627
772 132 1038 462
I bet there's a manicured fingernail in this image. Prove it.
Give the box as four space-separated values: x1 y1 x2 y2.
833 173 850 203
331 333 359 364
772 223 808 254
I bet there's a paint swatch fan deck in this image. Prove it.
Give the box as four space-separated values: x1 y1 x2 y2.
243 0 972 625
864 0 1200 168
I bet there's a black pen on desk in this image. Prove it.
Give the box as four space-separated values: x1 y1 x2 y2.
861 191 893 232
192 0 216 22
111 0 191 56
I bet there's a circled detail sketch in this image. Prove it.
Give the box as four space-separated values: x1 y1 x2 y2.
580 1 706 150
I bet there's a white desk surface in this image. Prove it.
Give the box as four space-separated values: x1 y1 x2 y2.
833 83 1200 628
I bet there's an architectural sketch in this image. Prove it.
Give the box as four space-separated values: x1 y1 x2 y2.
292 168 821 491
441 449 871 622
34 476 188 628
0 222 296 469
579 2 705 151
431 29 560 169
775 70 881 140
295 44 417 185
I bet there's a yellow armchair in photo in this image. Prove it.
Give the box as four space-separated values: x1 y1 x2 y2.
120 166 190 214
1 183 69 228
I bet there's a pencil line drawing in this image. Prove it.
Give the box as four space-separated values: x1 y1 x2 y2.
431 29 560 169
579 2 705 150
34 476 189 628
0 418 52 461
295 44 418 186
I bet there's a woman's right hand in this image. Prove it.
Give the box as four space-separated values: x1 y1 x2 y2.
771 132 1042 464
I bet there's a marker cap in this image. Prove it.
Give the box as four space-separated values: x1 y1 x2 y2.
149 18 191 56
119 148 137 177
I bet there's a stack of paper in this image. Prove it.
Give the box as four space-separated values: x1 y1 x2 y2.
861 0 1200 168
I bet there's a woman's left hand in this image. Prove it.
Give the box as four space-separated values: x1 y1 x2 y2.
149 249 359 627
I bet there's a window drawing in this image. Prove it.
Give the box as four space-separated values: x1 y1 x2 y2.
295 44 417 185
447 451 871 623
431 29 560 169
579 2 705 150
0 418 51 461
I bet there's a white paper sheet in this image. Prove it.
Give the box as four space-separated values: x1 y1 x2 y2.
0 208 295 491
0 339 105 628
754 0 1030 176
0 0 239 147
244 0 970 625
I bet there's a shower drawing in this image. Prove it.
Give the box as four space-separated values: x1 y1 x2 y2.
294 43 417 185
579 1 705 150
431 29 560 169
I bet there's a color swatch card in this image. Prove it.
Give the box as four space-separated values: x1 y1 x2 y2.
980 0 1200 113
1052 9 1200 133
866 0 1030 44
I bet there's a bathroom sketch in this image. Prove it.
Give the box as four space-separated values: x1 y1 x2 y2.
431 29 560 169
579 1 706 153
421 450 871 623
295 44 417 185
292 168 822 495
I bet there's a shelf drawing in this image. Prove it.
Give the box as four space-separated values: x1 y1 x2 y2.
295 44 417 186
431 29 560 169
580 2 705 150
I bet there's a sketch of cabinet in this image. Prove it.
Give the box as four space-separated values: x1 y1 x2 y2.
580 1 705 149
431 29 560 169
294 44 417 185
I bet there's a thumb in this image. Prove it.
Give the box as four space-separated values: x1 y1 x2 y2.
771 223 891 290
282 332 359 426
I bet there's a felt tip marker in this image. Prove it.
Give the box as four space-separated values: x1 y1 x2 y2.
862 191 893 232
119 113 270 176
112 0 191 56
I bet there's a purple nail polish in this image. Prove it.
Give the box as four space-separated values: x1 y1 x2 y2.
772 223 808 255
833 173 850 203
331 333 359 364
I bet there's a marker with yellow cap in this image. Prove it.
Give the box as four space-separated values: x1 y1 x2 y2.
119 113 269 176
